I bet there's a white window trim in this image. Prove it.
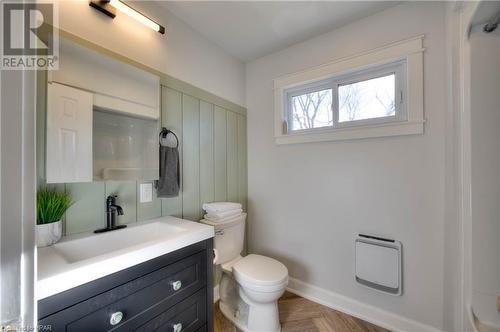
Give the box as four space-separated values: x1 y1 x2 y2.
274 35 425 145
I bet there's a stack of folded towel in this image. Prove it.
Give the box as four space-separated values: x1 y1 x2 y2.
202 202 243 222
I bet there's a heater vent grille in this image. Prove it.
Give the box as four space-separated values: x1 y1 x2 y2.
355 234 402 296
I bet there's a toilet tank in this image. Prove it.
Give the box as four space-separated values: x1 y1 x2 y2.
201 213 246 264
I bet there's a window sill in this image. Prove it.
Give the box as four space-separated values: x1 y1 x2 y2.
275 120 425 145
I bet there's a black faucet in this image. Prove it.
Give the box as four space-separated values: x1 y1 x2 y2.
94 195 127 233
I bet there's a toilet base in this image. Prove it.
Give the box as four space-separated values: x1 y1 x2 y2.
219 273 282 332
219 300 281 332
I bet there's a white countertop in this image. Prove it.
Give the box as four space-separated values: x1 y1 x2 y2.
37 216 214 300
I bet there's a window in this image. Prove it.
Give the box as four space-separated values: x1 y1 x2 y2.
338 73 396 123
288 86 333 131
284 61 405 133
274 36 424 144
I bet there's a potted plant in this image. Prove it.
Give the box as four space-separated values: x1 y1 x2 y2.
36 189 72 247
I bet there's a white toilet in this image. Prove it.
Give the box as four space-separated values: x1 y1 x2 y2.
201 213 288 332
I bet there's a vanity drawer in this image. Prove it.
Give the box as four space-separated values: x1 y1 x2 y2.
135 289 206 332
40 251 206 331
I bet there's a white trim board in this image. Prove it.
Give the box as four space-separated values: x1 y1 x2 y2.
286 277 442 332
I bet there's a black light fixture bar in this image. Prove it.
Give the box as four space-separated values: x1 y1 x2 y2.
89 0 165 34
89 0 116 18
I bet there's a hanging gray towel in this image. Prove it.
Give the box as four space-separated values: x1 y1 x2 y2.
156 145 180 198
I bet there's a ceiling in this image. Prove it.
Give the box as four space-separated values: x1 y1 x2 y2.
469 1 500 29
160 1 400 62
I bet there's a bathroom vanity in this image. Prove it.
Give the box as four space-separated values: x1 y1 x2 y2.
37 216 214 332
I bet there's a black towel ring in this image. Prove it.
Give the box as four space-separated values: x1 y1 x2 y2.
159 127 179 148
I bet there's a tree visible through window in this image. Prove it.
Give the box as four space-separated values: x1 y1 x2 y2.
291 88 332 131
338 74 396 122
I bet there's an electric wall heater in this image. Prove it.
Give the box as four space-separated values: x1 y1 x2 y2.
355 234 402 296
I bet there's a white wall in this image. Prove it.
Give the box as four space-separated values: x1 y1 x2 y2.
56 0 246 107
470 28 500 328
245 2 447 330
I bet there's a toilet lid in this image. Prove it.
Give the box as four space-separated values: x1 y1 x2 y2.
232 254 288 286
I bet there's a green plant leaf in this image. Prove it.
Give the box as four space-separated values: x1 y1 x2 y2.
37 189 73 225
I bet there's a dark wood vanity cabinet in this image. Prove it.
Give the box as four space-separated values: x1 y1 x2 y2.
38 239 213 332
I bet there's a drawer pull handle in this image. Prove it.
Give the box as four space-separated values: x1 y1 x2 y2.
172 280 182 291
173 322 183 332
109 311 123 326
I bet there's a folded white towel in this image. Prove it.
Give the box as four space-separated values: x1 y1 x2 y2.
202 202 242 213
205 209 242 220
205 207 242 216
203 213 242 223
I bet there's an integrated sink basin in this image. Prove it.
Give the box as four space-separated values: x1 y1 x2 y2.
53 221 185 263
37 216 214 300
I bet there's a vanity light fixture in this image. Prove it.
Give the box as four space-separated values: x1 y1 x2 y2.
89 0 165 34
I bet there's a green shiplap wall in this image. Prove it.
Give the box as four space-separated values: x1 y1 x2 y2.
181 94 201 221
214 106 227 202
160 88 183 218
162 86 247 224
199 102 215 210
37 69 247 235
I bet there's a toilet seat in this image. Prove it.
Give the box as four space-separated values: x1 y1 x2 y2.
232 254 288 292
221 255 244 273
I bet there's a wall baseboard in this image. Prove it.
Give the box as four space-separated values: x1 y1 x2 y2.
214 285 220 303
286 277 442 332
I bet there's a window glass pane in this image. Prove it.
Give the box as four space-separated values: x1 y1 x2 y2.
338 74 395 123
290 88 332 131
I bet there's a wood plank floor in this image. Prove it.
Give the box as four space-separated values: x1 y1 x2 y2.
214 291 390 332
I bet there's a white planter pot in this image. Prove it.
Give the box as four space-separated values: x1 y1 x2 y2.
37 220 62 247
